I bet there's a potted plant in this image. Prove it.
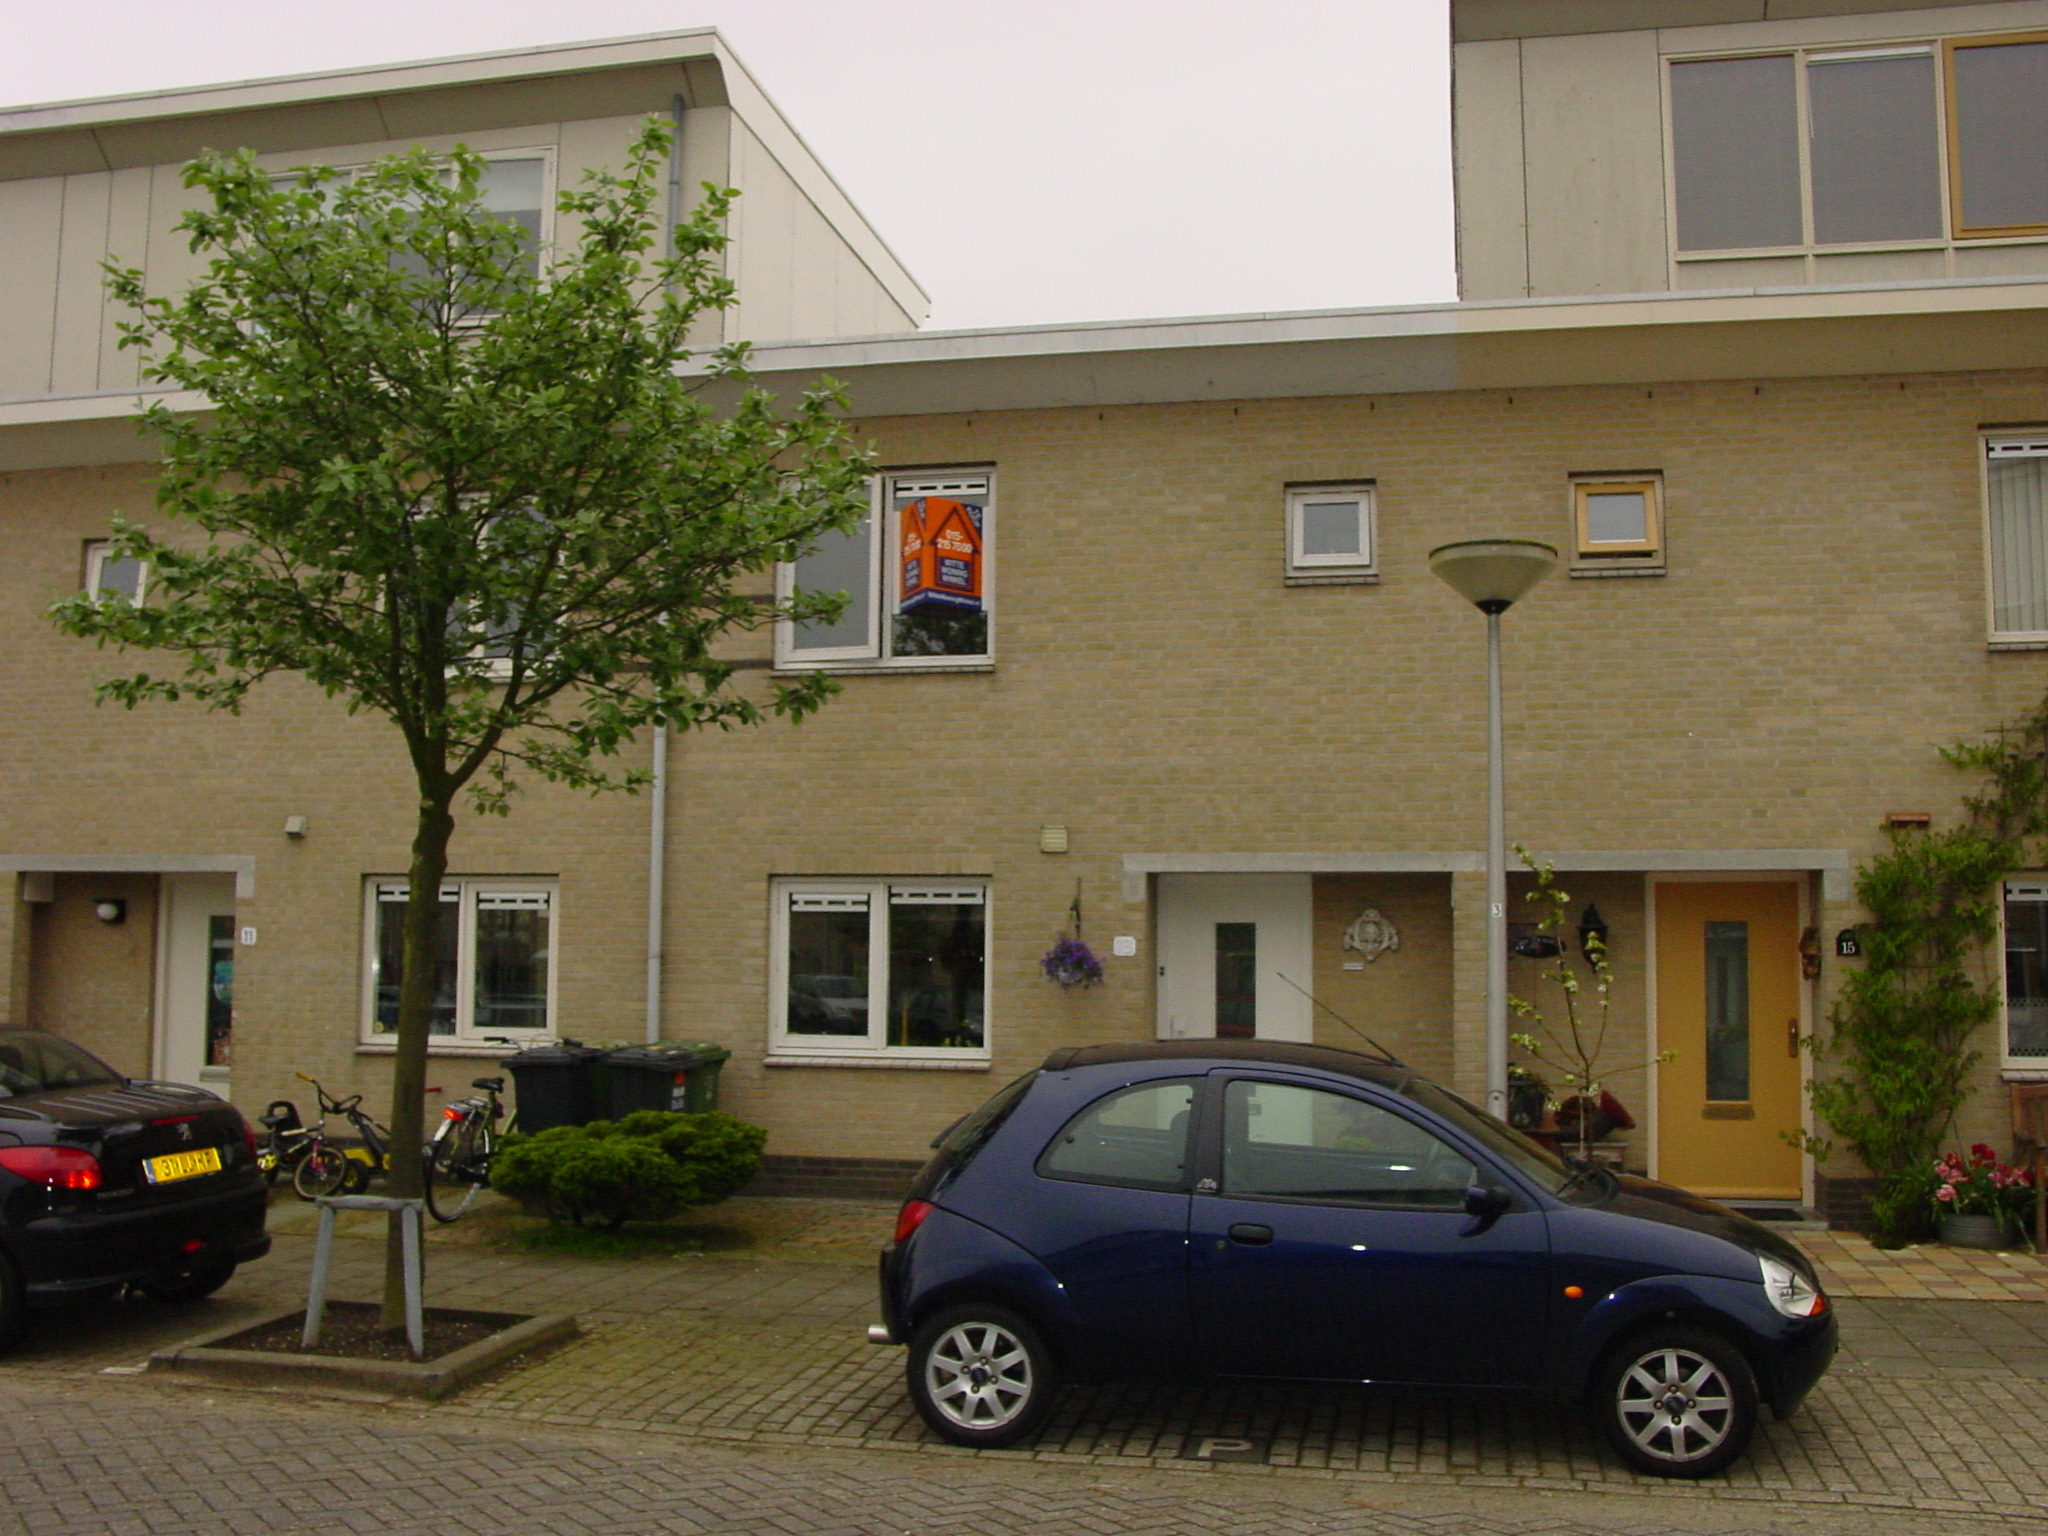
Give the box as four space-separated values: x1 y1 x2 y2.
1040 935 1104 989
1931 1143 2036 1249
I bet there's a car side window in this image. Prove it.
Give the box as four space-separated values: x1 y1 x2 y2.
1221 1080 1475 1208
1039 1080 1197 1192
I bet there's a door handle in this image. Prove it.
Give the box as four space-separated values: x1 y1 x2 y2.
1788 1018 1800 1059
1226 1223 1274 1246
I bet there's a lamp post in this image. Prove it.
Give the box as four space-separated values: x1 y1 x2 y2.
1428 539 1557 1120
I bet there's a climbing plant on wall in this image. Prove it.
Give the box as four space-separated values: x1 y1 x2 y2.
1810 700 2048 1245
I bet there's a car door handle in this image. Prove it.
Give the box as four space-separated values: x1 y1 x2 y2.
1226 1223 1274 1246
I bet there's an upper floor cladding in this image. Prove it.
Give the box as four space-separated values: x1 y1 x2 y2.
1453 0 2048 300
0 31 928 408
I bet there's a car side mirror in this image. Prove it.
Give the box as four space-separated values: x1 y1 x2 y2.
1463 1183 1512 1218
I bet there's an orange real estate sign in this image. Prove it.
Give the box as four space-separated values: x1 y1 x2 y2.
899 497 984 612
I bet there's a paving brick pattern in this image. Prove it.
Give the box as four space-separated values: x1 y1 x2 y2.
6 1212 2048 1534
1795 1230 2048 1303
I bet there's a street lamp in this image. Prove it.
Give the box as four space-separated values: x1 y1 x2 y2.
1428 538 1557 1120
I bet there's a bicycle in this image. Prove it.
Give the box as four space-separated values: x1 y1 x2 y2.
290 1073 396 1200
423 1074 507 1223
255 1098 314 1186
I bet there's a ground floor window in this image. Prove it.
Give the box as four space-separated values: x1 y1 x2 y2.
363 879 555 1044
2006 880 2048 1064
771 879 987 1058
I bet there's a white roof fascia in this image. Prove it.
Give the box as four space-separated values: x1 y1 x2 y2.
0 30 724 132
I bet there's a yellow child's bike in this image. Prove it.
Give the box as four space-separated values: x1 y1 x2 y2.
288 1072 395 1199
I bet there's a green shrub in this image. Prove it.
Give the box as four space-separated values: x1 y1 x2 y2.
493 1111 767 1230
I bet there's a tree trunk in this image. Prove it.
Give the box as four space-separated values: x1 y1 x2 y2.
382 793 455 1336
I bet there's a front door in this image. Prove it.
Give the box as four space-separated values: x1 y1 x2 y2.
158 875 236 1089
1654 881 1802 1199
1156 874 1312 1042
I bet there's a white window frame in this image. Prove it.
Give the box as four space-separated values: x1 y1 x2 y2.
1570 473 1665 576
2003 878 2048 1070
359 877 558 1048
1284 483 1377 584
271 148 556 281
1662 35 2048 278
1984 434 2048 645
775 468 995 670
767 878 991 1063
84 539 147 605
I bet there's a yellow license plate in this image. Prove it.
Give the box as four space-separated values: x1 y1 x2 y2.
145 1146 223 1184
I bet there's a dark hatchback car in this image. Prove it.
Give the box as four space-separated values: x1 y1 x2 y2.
0 1027 270 1349
872 1041 1836 1478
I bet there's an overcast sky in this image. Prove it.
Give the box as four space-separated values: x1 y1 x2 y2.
0 0 1456 332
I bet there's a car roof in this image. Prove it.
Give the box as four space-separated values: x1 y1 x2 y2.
1040 1039 1409 1089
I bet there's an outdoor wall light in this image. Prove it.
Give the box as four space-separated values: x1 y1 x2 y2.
1579 904 1610 960
93 898 127 925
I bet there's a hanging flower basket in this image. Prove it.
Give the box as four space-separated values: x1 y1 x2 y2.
1040 936 1104 989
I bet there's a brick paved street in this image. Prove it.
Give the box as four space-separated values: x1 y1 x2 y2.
2 1201 2046 1535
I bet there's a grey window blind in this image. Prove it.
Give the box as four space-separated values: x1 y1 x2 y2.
1671 55 1803 251
1989 444 2048 634
1952 40 2048 232
1808 52 1942 244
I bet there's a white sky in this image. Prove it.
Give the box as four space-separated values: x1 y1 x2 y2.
0 0 1456 332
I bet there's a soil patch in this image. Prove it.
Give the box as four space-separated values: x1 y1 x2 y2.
213 1302 526 1363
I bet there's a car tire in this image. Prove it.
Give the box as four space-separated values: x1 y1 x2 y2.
1592 1325 1760 1478
136 1257 236 1305
0 1253 25 1353
906 1303 1059 1448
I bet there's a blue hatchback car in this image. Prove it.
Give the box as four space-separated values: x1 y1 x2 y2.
872 1041 1837 1478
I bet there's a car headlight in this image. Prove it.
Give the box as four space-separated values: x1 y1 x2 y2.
1759 1253 1828 1319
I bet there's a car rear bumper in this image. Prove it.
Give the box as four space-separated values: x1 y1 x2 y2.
9 1179 270 1303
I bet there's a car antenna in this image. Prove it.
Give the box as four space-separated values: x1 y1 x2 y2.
1273 972 1404 1066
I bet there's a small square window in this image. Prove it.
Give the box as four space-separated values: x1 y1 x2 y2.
1284 484 1376 584
84 540 146 605
1571 476 1664 574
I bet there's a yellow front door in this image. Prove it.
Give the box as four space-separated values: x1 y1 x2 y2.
1654 882 1803 1199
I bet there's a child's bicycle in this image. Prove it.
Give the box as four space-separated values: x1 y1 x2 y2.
289 1072 397 1200
255 1098 314 1186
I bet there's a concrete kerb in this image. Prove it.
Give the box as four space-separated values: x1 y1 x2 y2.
149 1307 579 1400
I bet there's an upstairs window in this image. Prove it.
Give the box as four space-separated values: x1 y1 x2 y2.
1284 483 1376 584
1987 435 2048 639
1571 474 1663 574
84 540 146 605
777 470 993 668
1669 35 2045 253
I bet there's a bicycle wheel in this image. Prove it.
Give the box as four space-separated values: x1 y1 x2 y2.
293 1144 351 1200
424 1121 488 1223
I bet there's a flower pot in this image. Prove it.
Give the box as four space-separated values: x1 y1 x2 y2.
1938 1212 2008 1250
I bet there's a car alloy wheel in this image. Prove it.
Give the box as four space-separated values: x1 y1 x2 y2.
1596 1326 1758 1478
907 1304 1058 1448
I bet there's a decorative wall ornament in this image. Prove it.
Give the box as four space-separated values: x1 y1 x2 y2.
1342 907 1400 962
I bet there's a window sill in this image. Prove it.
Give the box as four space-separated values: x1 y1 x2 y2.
771 662 995 678
1570 561 1665 579
1284 572 1378 587
356 1040 542 1058
2002 1067 2048 1081
765 1052 991 1071
1989 637 2048 652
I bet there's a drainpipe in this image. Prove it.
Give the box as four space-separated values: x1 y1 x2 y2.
668 93 686 256
645 725 668 1045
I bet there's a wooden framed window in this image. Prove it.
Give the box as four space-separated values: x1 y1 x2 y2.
1284 483 1376 584
1945 33 2048 239
1571 476 1663 571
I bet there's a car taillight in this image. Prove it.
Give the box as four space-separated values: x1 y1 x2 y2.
893 1198 936 1246
0 1145 103 1191
242 1117 259 1158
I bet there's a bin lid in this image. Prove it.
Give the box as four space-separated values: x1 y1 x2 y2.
677 1041 731 1062
603 1045 704 1068
499 1040 603 1066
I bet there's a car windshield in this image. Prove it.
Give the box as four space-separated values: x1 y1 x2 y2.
1398 1075 1605 1202
0 1032 124 1099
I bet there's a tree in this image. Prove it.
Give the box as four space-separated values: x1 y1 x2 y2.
51 122 872 1332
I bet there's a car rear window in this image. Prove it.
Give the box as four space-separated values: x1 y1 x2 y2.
930 1070 1037 1176
0 1033 123 1098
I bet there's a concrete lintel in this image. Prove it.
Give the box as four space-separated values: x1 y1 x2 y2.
1122 848 1855 904
1 854 257 900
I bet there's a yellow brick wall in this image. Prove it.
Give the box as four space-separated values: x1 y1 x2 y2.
5 364 2048 1182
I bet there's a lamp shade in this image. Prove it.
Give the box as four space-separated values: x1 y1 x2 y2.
1428 539 1558 613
